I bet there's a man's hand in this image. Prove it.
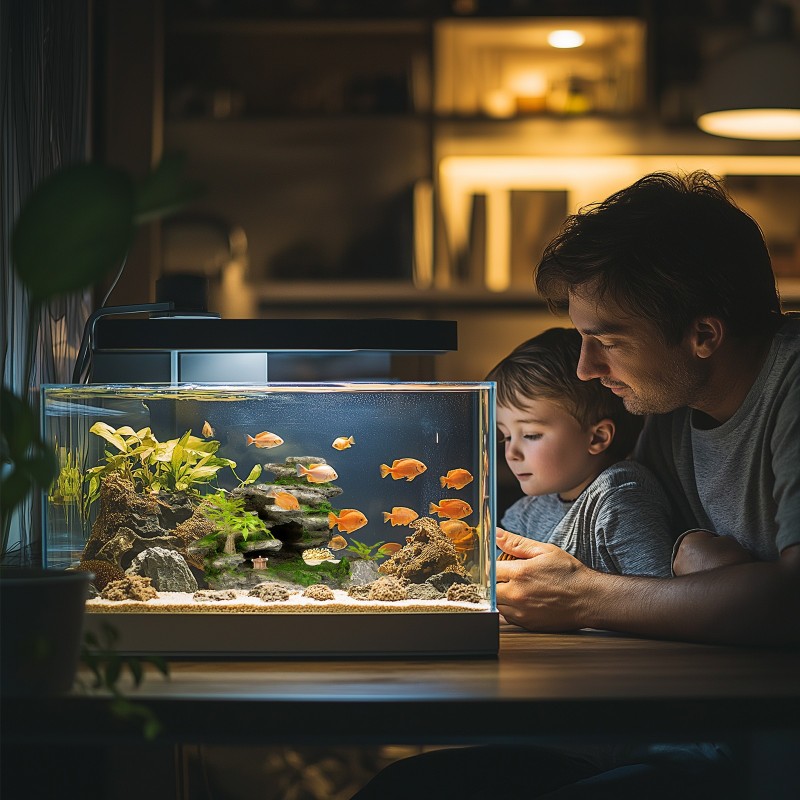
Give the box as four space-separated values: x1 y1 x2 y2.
495 528 596 631
672 529 755 576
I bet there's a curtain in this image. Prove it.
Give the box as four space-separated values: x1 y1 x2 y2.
1 0 90 564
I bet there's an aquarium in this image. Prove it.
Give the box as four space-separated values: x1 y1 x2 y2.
41 382 497 657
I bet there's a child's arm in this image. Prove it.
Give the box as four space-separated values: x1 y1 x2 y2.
672 529 755 576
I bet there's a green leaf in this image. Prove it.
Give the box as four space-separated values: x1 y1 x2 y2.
244 464 262 485
11 163 136 303
89 422 129 453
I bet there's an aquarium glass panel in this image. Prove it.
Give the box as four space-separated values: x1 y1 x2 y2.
41 383 496 620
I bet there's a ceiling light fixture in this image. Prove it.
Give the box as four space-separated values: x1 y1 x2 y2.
547 29 585 49
696 2 800 140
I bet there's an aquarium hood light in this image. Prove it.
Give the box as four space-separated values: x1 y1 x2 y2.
89 317 458 384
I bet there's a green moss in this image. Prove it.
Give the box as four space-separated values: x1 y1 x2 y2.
265 557 351 588
308 500 335 515
196 532 220 549
273 476 307 487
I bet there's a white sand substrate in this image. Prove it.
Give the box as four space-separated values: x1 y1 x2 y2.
86 589 491 615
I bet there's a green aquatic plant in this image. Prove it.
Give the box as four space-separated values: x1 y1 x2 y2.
200 491 273 555
48 446 92 529
85 423 236 508
346 538 390 562
232 463 262 488
48 449 85 506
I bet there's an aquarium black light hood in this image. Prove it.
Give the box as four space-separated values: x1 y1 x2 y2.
90 317 457 383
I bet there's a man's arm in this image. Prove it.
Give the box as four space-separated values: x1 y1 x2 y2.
495 528 800 645
672 529 755 575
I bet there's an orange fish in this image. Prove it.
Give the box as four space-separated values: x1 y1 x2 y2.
382 506 419 527
379 458 427 482
332 435 355 450
266 487 300 511
201 420 214 438
246 430 284 449
328 534 348 550
440 519 478 552
297 463 338 483
440 468 474 490
429 498 473 520
328 508 368 533
377 542 402 556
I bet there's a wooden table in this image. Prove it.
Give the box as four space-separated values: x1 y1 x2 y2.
5 624 800 746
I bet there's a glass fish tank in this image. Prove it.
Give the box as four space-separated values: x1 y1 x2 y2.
41 382 497 657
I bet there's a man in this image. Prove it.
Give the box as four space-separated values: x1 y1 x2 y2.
498 170 800 646
351 171 796 800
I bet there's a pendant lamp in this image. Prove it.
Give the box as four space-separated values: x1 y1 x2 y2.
696 2 800 140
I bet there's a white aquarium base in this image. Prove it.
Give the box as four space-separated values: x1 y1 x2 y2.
83 609 500 658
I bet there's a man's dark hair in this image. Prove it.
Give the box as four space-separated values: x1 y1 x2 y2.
486 327 643 460
535 170 782 344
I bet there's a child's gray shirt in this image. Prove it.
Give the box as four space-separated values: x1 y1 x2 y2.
500 460 675 576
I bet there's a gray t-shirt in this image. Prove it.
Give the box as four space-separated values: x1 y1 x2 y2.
500 460 675 576
635 315 800 561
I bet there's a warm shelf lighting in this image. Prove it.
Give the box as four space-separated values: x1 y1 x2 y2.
696 3 800 140
697 108 800 141
547 29 585 49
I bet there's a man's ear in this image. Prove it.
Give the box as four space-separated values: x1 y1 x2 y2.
690 316 724 359
588 418 615 455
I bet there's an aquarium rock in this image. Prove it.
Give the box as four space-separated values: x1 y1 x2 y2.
83 474 210 578
406 582 444 601
346 584 372 600
193 589 238 602
368 576 408 602
210 553 246 571
379 517 468 584
100 574 158 602
261 457 343 499
426 571 472 593
249 582 292 603
303 584 335 601
345 559 380 587
238 538 283 554
446 583 483 604
74 558 125 591
96 527 178 570
173 507 216 549
126 546 198 593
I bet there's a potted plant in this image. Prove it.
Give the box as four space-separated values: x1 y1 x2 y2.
0 155 194 696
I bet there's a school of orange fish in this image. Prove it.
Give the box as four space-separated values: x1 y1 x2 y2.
201 420 479 556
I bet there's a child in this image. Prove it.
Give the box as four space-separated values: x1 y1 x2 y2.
486 327 674 576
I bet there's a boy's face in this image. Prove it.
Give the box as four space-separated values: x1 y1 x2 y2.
497 397 601 501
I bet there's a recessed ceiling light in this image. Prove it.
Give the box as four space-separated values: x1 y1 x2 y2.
547 29 585 49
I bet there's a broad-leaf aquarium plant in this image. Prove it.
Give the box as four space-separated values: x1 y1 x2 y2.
85 423 237 507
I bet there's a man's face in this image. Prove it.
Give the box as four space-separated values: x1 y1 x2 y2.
568 289 705 415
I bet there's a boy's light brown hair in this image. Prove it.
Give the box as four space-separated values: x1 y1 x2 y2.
485 327 643 459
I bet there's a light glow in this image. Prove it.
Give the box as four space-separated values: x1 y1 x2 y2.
697 108 800 140
547 29 585 49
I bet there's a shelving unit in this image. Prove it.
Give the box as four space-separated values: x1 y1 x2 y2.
96 2 800 380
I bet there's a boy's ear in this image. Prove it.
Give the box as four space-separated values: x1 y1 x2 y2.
588 419 614 455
